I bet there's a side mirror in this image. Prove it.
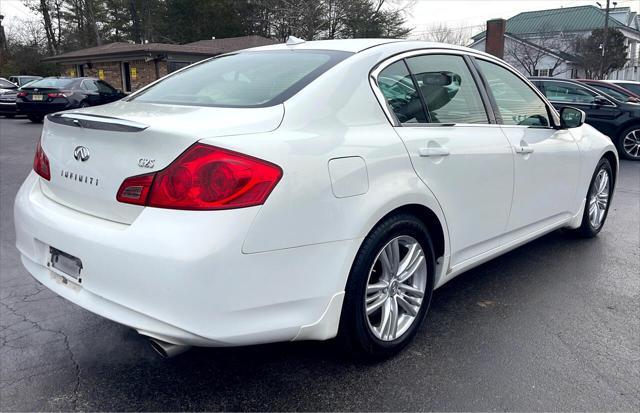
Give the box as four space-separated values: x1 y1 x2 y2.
560 107 586 129
593 95 612 106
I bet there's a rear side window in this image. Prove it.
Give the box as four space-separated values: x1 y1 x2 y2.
377 61 427 124
132 50 351 108
405 54 488 124
476 59 550 127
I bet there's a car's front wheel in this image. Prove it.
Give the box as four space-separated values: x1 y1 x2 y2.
618 126 640 160
576 157 614 237
339 213 435 358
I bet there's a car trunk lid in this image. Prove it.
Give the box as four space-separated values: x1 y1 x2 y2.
39 101 284 224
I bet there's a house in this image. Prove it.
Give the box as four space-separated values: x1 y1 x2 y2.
43 35 276 92
470 5 640 80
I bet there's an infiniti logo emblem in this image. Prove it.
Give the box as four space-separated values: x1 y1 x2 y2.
73 146 90 162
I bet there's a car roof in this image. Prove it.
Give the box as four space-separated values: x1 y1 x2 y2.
243 38 489 55
606 80 639 85
245 38 403 53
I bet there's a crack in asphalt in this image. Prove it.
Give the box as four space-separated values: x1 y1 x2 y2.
0 299 82 409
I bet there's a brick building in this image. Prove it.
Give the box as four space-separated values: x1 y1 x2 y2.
43 35 276 92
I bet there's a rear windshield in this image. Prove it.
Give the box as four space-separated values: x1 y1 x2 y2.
131 50 352 108
26 78 76 89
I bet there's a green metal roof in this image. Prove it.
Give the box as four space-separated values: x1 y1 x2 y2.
472 5 628 40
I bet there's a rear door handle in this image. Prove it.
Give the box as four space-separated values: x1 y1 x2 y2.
419 147 450 157
515 145 534 154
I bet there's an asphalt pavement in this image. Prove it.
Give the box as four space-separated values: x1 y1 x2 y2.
1 116 638 411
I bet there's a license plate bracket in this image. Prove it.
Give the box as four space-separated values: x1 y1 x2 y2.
49 247 83 282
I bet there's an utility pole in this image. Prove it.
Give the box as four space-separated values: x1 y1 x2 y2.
600 0 611 79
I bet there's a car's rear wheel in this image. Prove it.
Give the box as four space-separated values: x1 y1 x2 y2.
576 158 614 237
27 115 43 123
618 126 640 160
338 213 435 358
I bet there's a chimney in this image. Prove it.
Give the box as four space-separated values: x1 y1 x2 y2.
485 18 506 59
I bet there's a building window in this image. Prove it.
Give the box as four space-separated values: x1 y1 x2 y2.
533 68 553 77
168 61 192 73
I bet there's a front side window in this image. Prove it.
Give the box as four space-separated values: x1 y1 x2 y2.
541 81 597 104
377 60 427 124
405 54 488 124
476 59 550 127
132 50 352 108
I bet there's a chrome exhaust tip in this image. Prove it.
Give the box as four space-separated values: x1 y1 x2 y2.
148 338 191 358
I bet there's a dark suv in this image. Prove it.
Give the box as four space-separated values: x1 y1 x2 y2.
530 77 640 160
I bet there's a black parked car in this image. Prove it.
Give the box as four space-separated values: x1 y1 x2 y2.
0 77 20 118
530 77 640 160
17 77 125 123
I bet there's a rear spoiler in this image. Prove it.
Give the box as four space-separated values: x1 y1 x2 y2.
47 113 148 132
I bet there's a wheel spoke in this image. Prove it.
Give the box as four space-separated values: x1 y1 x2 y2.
385 239 400 275
367 294 386 315
378 298 392 337
397 242 418 275
598 172 608 193
379 249 393 278
382 297 399 340
367 282 388 294
398 283 424 298
398 253 424 283
397 295 418 317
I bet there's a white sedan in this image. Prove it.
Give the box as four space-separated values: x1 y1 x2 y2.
14 39 617 358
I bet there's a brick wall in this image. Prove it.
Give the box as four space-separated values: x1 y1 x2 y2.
59 59 167 92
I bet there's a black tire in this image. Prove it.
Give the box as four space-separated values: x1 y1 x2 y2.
575 157 614 238
27 115 43 123
79 102 90 108
338 213 435 359
616 125 640 160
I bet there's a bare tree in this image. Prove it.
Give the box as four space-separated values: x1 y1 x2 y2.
504 35 574 77
417 23 472 46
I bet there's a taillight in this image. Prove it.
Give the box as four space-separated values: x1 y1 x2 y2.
47 91 71 98
33 139 51 180
117 143 282 210
17 92 27 98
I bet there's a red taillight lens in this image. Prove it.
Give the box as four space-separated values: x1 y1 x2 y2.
33 139 51 180
117 143 282 210
47 91 71 98
17 92 27 98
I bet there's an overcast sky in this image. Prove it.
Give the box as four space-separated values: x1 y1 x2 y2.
1 0 639 38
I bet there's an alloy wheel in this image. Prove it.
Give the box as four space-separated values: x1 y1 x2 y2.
623 129 640 159
364 235 427 341
588 168 610 229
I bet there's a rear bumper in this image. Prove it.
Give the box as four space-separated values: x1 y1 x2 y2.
16 101 73 115
0 101 17 114
14 172 357 346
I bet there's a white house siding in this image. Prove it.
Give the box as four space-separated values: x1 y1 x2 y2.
470 38 577 79
471 34 639 81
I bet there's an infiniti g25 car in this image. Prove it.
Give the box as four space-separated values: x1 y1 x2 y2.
14 39 617 358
